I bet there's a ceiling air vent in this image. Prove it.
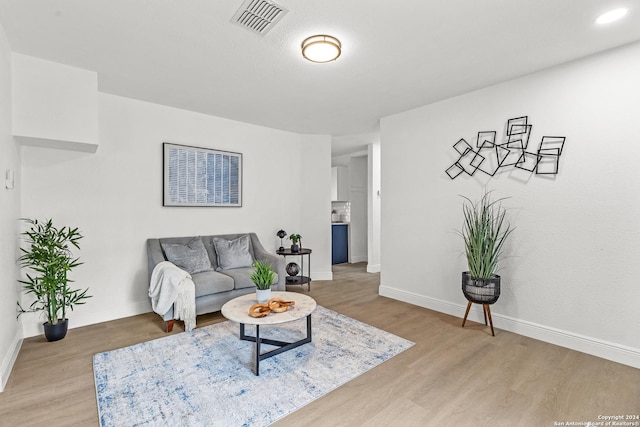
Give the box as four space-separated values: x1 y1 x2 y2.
231 0 289 35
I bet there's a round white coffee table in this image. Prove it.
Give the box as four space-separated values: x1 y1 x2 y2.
221 291 317 375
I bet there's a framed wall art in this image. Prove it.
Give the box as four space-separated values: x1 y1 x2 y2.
163 143 242 207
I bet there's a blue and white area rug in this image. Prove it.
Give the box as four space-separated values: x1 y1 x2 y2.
93 306 414 427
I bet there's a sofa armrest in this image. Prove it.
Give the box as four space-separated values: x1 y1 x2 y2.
250 234 286 291
146 238 168 284
258 252 286 290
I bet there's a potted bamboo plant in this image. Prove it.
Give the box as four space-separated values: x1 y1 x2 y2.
17 219 91 342
460 191 513 302
250 260 276 303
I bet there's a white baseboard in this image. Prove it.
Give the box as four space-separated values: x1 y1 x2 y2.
366 263 381 273
0 328 23 392
350 255 367 263
20 300 152 339
379 285 640 369
311 271 333 281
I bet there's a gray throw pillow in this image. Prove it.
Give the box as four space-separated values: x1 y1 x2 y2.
161 237 213 275
212 235 253 271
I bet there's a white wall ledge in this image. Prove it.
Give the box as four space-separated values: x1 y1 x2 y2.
16 135 98 153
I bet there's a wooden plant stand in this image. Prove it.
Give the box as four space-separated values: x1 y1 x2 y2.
461 301 495 336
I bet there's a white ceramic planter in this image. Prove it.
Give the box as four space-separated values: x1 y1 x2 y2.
256 288 271 303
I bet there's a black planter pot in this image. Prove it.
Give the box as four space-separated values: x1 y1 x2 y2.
461 272 501 305
290 244 299 253
43 318 69 342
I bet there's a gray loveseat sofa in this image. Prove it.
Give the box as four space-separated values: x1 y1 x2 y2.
147 233 285 332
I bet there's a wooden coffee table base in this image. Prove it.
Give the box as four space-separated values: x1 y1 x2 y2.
239 314 312 376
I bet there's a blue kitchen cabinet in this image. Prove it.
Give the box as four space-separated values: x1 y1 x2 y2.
332 223 349 265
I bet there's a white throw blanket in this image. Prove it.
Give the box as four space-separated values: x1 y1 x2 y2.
149 261 196 331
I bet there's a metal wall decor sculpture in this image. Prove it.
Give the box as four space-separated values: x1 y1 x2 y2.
445 116 566 180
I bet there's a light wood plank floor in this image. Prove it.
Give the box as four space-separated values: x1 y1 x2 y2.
1 263 638 426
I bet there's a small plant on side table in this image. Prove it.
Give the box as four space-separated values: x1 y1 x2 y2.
289 234 302 252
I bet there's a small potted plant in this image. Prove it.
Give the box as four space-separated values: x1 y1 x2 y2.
250 260 276 303
17 218 91 342
289 234 302 252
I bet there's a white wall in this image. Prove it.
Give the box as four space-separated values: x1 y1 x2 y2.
349 155 367 263
0 22 21 392
19 92 332 337
380 41 640 368
300 134 333 280
12 53 98 151
367 141 381 273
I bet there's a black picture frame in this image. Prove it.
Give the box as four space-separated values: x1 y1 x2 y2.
163 142 243 207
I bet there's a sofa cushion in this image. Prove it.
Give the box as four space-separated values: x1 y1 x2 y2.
212 235 253 271
161 237 213 275
222 267 279 290
191 270 234 297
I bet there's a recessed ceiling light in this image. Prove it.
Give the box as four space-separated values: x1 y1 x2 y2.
595 8 628 25
301 35 341 63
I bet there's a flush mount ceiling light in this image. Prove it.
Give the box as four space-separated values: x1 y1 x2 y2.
595 8 628 24
301 35 341 63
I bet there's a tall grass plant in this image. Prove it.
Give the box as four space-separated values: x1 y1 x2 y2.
460 191 513 282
